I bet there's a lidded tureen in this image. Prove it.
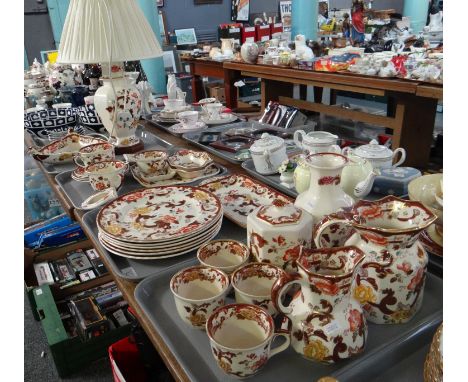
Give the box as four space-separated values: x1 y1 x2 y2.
344 139 406 169
247 199 313 268
249 133 288 175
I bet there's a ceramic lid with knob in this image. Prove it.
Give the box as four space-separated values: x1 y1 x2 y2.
255 199 305 226
354 139 393 160
249 133 285 154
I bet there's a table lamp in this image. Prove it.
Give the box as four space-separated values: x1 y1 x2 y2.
57 0 163 152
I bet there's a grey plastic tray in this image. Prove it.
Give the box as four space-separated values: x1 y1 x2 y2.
55 158 227 211
134 266 442 382
81 187 241 282
143 109 211 137
181 122 305 164
41 126 172 174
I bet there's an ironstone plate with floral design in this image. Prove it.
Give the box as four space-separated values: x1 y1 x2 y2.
96 186 222 243
199 174 293 228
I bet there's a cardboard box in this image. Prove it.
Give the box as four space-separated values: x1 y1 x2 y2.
207 83 225 103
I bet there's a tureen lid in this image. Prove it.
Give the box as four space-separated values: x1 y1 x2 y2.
354 139 393 160
255 199 303 226
250 133 284 154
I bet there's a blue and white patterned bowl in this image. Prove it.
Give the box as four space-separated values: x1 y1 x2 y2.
24 108 77 138
76 104 105 132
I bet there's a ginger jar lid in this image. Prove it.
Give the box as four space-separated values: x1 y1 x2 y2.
250 133 284 154
255 199 304 226
354 139 393 160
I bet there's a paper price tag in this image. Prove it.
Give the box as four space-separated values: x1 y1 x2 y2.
49 199 61 208
35 289 43 296
246 37 254 43
323 321 341 337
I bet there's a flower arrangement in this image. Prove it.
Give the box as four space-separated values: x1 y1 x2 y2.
278 159 297 174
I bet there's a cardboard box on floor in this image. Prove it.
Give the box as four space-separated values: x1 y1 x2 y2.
206 83 225 102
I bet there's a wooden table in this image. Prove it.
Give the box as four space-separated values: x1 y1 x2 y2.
182 58 241 110
25 125 251 382
223 61 443 168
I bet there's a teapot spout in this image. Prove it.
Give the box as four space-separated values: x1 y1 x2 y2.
354 168 380 198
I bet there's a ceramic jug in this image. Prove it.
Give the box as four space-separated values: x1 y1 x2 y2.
314 196 437 324
167 73 177 100
294 153 354 222
293 131 341 155
221 38 235 57
272 246 367 364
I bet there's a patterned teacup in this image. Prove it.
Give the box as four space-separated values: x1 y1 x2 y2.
86 160 127 191
197 240 250 274
206 304 290 378
231 263 286 316
124 150 168 175
170 266 230 329
74 142 115 168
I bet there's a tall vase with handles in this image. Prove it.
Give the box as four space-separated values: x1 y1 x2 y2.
94 63 142 148
271 246 367 363
294 153 354 222
313 196 437 324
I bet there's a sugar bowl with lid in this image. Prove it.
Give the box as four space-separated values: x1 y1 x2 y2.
247 199 313 268
343 139 406 169
249 133 288 175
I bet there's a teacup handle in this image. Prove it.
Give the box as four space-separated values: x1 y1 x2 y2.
293 130 305 149
73 155 85 168
271 272 304 315
269 331 291 357
392 148 406 167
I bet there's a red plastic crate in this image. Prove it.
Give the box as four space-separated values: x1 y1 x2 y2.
109 336 148 382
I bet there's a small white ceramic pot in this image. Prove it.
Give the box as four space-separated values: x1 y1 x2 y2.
170 266 230 329
206 304 290 378
178 111 199 128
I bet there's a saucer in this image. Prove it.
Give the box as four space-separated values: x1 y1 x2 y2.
420 225 443 257
201 113 238 125
169 121 207 134
71 166 89 182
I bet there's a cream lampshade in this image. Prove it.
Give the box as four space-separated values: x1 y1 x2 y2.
58 0 163 151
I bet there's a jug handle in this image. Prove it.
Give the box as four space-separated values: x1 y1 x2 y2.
392 148 406 167
313 214 353 248
341 146 352 156
271 272 303 315
293 130 305 149
331 144 342 154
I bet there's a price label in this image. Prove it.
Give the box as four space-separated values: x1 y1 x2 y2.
323 321 341 336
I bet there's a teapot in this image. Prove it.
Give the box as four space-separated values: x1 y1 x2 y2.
249 133 288 175
271 246 367 363
342 139 406 169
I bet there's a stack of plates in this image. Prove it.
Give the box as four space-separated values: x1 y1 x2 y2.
96 186 223 259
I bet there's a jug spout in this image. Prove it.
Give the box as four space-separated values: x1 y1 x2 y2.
354 168 380 198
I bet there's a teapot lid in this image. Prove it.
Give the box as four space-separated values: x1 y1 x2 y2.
250 133 284 154
255 199 303 226
354 139 393 159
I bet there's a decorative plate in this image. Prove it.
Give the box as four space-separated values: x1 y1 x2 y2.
420 225 443 257
168 122 207 134
201 113 238 125
131 164 221 188
96 186 222 243
199 174 293 228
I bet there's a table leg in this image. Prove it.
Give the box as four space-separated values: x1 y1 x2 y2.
392 94 438 168
260 79 294 110
223 68 239 110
